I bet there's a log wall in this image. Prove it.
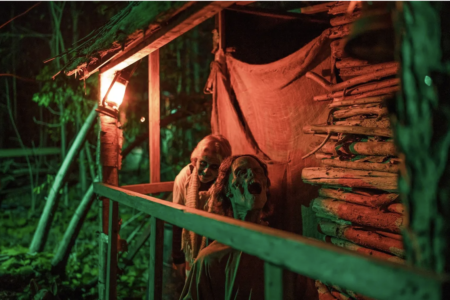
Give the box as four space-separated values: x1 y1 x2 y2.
300 2 403 298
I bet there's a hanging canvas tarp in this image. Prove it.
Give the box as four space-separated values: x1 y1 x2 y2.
211 29 332 233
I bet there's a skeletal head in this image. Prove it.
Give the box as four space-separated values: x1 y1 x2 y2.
227 156 268 220
190 134 232 183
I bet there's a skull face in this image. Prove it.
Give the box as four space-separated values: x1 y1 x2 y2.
195 144 221 183
227 156 268 220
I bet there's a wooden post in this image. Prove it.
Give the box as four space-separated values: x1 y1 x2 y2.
218 10 225 51
147 49 162 300
98 72 122 299
147 216 164 300
106 199 119 300
149 50 160 184
264 262 283 300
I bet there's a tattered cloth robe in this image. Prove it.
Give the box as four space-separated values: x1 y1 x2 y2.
180 241 318 300
173 164 212 271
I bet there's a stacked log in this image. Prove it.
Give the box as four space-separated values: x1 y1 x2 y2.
299 2 404 299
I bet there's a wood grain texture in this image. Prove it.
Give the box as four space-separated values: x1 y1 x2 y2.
147 216 163 300
106 200 119 300
314 78 399 101
321 159 399 173
121 182 174 195
319 188 399 208
264 262 283 300
318 221 405 257
94 183 450 300
100 2 235 77
149 50 160 184
312 198 404 233
303 125 393 138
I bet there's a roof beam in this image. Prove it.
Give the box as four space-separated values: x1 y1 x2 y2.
224 5 329 23
99 1 234 77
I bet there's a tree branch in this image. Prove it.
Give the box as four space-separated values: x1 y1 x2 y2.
0 73 36 83
33 116 61 128
0 2 42 30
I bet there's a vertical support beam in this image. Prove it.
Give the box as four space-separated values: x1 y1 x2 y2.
147 216 164 300
264 262 283 300
106 200 119 300
98 72 121 299
217 10 226 51
149 50 160 184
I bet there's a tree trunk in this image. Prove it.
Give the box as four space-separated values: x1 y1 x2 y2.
78 121 87 194
5 81 35 212
84 142 96 181
394 2 450 273
51 183 96 273
29 104 98 253
312 197 404 233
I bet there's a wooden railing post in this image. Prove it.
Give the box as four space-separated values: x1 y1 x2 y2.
264 262 283 300
98 72 122 299
147 216 164 300
106 200 119 300
149 50 160 184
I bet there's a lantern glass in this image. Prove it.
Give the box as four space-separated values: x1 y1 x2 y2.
106 81 126 108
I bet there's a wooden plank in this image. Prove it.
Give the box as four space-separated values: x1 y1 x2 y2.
224 5 328 23
147 216 164 300
149 50 160 184
218 10 225 51
121 182 174 195
105 200 119 300
303 125 393 138
94 183 450 300
290 2 338 14
100 1 234 77
264 262 283 300
0 147 60 157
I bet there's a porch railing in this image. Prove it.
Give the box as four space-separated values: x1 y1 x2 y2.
94 182 449 300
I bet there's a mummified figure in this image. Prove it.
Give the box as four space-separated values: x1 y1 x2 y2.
180 155 317 300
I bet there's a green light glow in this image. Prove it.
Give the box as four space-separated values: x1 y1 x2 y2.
424 75 432 86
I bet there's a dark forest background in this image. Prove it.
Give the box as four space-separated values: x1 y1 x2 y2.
0 2 215 299
0 1 329 299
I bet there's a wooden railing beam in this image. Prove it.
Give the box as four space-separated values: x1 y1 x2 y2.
121 182 174 195
94 183 450 300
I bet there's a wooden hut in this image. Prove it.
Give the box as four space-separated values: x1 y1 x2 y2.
44 1 450 299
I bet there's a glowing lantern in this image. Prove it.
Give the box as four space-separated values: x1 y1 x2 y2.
101 72 128 110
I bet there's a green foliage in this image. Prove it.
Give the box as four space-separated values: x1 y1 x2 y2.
31 66 98 143
33 174 55 195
